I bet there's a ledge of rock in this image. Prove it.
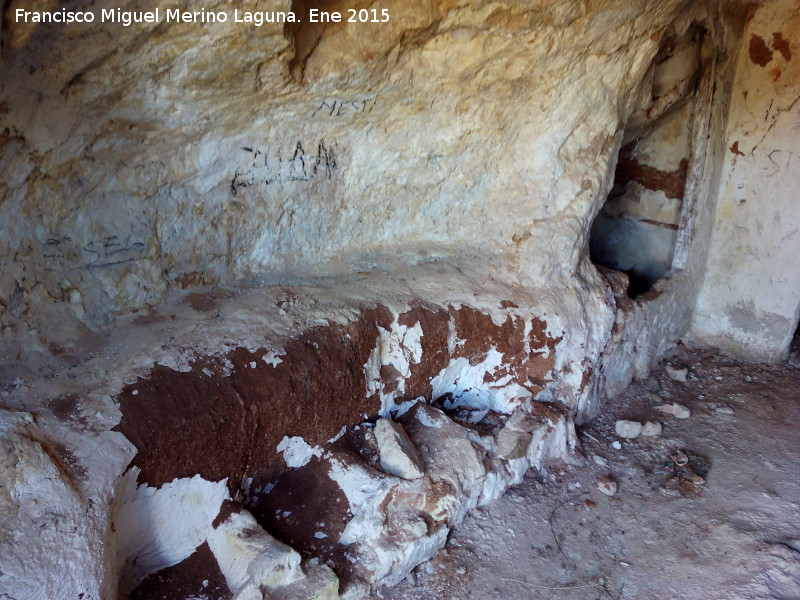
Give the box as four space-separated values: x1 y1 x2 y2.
0 265 586 600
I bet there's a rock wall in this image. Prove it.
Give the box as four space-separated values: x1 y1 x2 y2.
0 0 733 376
0 265 584 599
692 0 800 362
1 0 788 599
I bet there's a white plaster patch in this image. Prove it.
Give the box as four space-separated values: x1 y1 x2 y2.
375 418 425 480
113 471 229 592
447 314 464 355
262 350 284 367
326 457 395 546
363 310 426 416
394 397 425 418
430 349 531 414
276 436 322 468
154 349 197 374
327 425 348 443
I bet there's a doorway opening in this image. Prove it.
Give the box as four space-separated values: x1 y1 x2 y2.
590 26 706 299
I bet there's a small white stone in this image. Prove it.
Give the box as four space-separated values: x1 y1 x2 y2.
597 476 617 497
665 365 688 382
593 455 609 467
671 404 691 419
715 406 735 415
640 421 662 437
615 420 643 439
656 403 690 419
611 440 622 450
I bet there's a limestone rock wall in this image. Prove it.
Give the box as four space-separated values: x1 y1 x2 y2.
0 265 585 599
1 0 733 372
2 1 791 599
691 0 800 362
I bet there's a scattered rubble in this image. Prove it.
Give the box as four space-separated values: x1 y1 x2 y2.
373 340 800 600
657 449 711 497
238 401 578 597
615 420 643 439
656 403 691 419
640 421 663 437
275 563 340 600
209 506 305 598
665 365 689 382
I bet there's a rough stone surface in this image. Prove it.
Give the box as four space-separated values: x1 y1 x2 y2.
665 365 689 382
641 421 663 437
614 419 644 439
0 0 749 405
374 418 425 480
207 505 304 597
272 565 340 600
0 0 794 598
657 403 691 419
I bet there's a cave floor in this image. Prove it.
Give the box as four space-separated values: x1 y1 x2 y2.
371 342 800 600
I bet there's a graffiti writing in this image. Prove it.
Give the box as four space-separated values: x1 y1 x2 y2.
312 97 378 118
230 140 339 195
40 227 147 271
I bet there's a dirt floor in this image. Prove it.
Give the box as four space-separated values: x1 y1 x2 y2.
371 340 800 600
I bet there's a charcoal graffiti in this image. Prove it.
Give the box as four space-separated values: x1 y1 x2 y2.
230 140 339 194
312 97 378 118
40 227 147 271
